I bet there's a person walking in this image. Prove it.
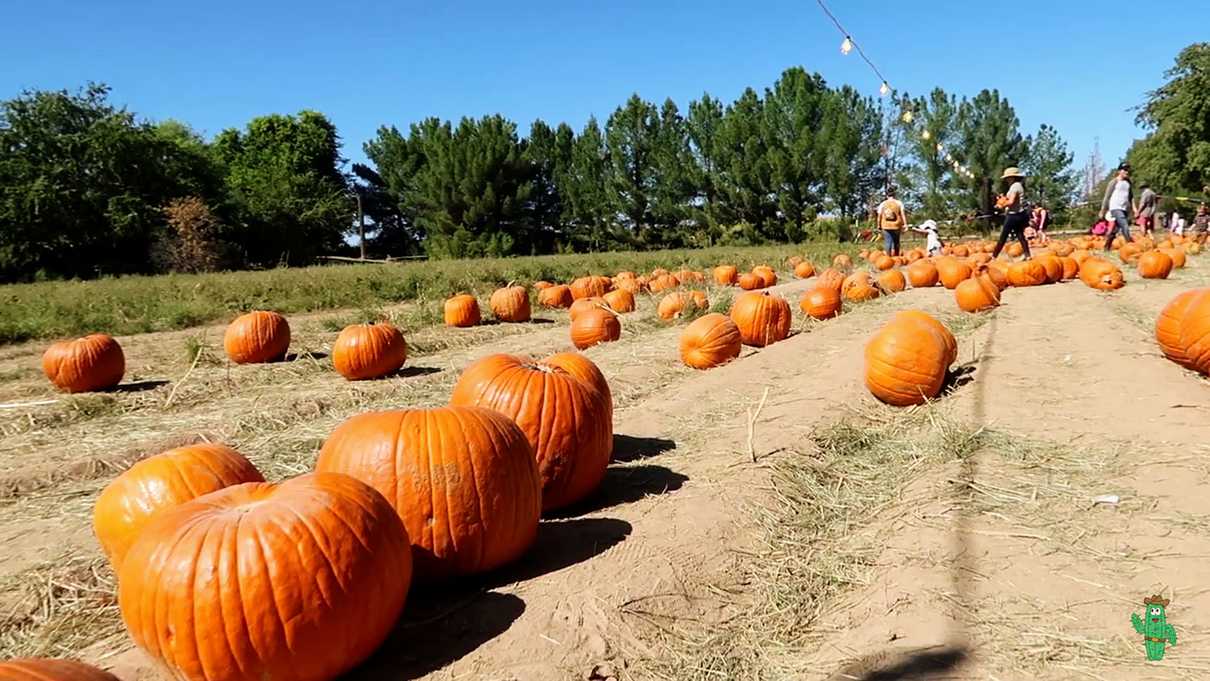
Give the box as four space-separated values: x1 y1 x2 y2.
1138 183 1158 236
874 187 906 256
991 167 1031 259
912 219 944 256
1100 164 1138 251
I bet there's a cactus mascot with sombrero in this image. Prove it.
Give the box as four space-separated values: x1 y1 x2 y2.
1131 595 1177 661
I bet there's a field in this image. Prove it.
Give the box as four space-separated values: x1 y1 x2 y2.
2 239 1209 680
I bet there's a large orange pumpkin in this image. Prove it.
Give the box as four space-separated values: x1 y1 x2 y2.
648 274 680 293
713 265 739 286
93 444 264 569
1037 255 1063 283
935 258 972 289
332 322 408 380
658 292 689 320
906 261 940 288
679 314 743 370
800 287 842 320
1161 247 1187 269
570 307 622 349
490 286 532 322
538 284 574 308
449 353 612 511
985 261 1010 289
794 261 816 279
444 294 482 327
877 269 907 293
1138 250 1173 279
955 273 1001 313
865 312 953 406
41 334 125 393
315 406 540 579
892 310 958 365
119 473 411 681
816 268 846 293
842 272 882 302
1178 290 1210 375
603 288 636 313
1079 257 1125 291
569 296 608 320
0 660 120 681
223 311 290 364
1155 289 1205 369
1008 260 1048 287
1059 256 1080 281
570 276 611 300
729 292 792 347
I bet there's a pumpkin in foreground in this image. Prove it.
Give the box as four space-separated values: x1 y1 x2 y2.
570 307 622 349
224 311 290 364
1177 289 1210 375
864 311 955 406
118 473 411 681
1137 250 1173 280
1155 288 1206 369
0 659 121 681
93 443 264 570
316 406 541 580
679 314 743 370
955 272 1000 313
450 353 613 511
729 291 792 347
41 333 125 393
332 322 408 380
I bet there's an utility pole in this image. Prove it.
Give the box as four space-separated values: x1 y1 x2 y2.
355 191 366 260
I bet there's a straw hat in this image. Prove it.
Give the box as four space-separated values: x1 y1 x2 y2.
1001 167 1024 180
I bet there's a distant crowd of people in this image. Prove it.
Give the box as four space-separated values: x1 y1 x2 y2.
1091 163 1208 241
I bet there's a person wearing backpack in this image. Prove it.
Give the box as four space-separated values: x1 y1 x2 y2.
874 186 907 256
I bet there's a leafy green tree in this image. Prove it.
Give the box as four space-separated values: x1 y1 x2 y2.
212 111 350 266
523 120 573 250
763 67 830 240
1129 43 1210 196
560 117 617 250
605 95 660 246
823 86 885 222
685 94 727 241
363 121 434 253
1023 124 1077 218
957 89 1030 216
903 88 963 217
715 87 777 236
649 99 696 246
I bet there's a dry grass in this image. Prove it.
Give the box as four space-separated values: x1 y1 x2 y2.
0 555 124 660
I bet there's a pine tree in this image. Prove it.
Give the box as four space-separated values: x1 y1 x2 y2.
605 95 660 246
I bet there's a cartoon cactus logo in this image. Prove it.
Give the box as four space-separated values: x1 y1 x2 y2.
1131 594 1177 661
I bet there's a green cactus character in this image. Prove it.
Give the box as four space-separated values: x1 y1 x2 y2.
1131 594 1177 661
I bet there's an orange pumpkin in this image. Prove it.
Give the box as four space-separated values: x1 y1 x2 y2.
679 314 743 370
1155 289 1206 369
93 444 265 569
1185 242 1203 255
1118 243 1143 265
729 291 792 347
119 473 411 681
570 276 612 300
800 287 842 320
570 307 622 349
490 285 532 322
935 258 972 290
332 322 407 380
0 660 121 681
569 296 608 320
816 268 846 293
737 273 763 290
41 333 125 393
794 261 816 279
1059 256 1080 281
648 273 681 293
842 272 881 302
832 254 854 271
1079 257 1125 291
877 269 907 293
533 280 554 290
444 294 481 327
874 254 895 271
1178 290 1210 375
985 261 1010 289
865 312 953 406
538 284 574 308
603 288 636 313
952 245 970 257
615 277 643 295
892 310 958 365
1037 255 1063 283
1008 260 1048 287
315 406 540 579
955 273 1001 313
1161 247 1187 269
713 265 739 286
1006 242 1024 258
906 261 940 288
658 293 689 320
752 266 778 288
1137 250 1173 279
223 311 290 364
449 353 612 511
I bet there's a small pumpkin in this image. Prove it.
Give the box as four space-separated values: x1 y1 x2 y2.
800 286 842 320
752 266 778 288
603 288 636 313
713 265 739 286
570 307 622 349
1037 255 1063 283
444 294 482 327
679 314 743 370
569 296 608 320
906 261 940 288
865 312 953 406
449 353 612 511
538 284 574 308
874 254 895 271
316 406 540 579
119 473 411 681
1006 242 1024 258
955 273 1001 313
41 334 125 393
332 322 408 380
737 273 763 290
985 261 1010 289
729 291 792 347
842 272 882 302
658 293 689 320
1161 247 1187 269
793 261 816 279
490 285 532 322
533 280 554 290
648 273 681 293
223 311 290 364
816 268 846 293
615 278 643 294
0 660 121 681
93 444 264 569
1137 250 1173 279
877 269 907 293
1059 256 1080 281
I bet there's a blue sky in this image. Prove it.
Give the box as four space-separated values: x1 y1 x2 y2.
3 0 1207 174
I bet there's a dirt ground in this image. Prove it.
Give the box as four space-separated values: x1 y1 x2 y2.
1 257 1208 680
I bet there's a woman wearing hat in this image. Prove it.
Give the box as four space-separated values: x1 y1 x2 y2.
991 167 1032 259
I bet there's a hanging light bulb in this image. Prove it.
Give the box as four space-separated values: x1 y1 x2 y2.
921 130 931 141
936 143 944 153
945 153 953 162
901 110 913 124
879 81 891 96
841 36 853 55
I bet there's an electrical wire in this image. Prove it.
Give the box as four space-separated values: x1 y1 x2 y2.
815 0 892 89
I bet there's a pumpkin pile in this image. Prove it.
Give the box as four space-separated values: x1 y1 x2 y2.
1156 288 1210 376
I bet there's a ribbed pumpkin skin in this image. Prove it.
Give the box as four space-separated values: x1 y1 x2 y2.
752 267 778 288
794 261 816 279
0 659 121 681
570 308 622 349
737 273 762 290
729 292 792 348
41 334 125 393
955 274 1001 312
816 268 846 293
603 289 636 313
1161 247 1187 269
842 272 881 302
315 407 540 580
800 287 842 320
444 294 481 327
1138 251 1173 279
658 293 688 320
1178 290 1210 375
449 354 612 511
1079 258 1125 291
569 297 608 320
118 473 411 681
570 276 611 300
332 323 407 380
93 444 264 570
877 269 906 293
1008 260 1048 287
1155 289 1204 368
1059 256 1080 281
892 310 958 366
1037 255 1063 283
865 314 952 406
906 261 940 288
223 311 290 364
490 286 532 322
679 314 742 370
538 285 573 308
935 258 972 289
713 265 739 286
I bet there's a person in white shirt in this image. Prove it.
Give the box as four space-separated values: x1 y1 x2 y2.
911 219 943 256
1100 163 1138 251
1171 211 1185 236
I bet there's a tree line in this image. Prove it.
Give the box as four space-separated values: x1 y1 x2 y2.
0 62 1104 281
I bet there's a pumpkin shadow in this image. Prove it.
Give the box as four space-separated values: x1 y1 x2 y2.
547 464 688 519
285 351 329 361
942 364 977 396
110 380 169 393
479 517 632 588
394 366 443 378
343 591 526 680
612 434 676 463
825 644 967 681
